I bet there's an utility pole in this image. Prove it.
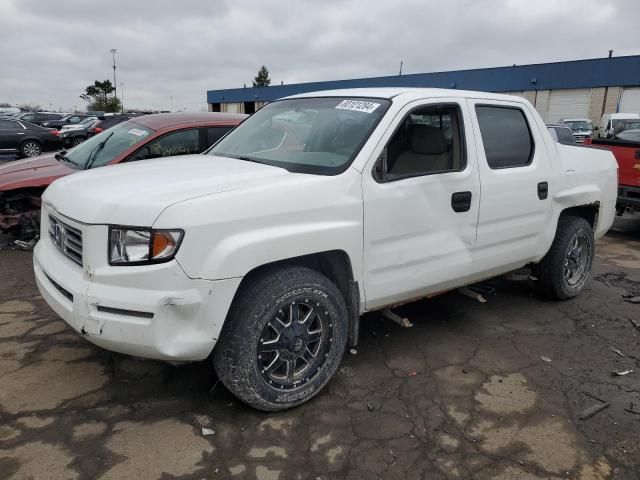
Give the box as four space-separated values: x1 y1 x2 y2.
399 60 403 76
120 82 124 113
111 49 118 100
601 49 614 116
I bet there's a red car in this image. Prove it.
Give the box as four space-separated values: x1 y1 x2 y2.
0 112 247 243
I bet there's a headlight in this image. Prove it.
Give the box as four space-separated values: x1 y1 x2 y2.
109 227 184 265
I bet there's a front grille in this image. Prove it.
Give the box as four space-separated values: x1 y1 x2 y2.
48 214 83 265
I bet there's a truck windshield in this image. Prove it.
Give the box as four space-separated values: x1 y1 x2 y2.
208 97 391 174
63 121 153 169
564 121 592 131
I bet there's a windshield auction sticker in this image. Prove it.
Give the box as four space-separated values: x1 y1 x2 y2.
128 128 149 137
335 100 381 114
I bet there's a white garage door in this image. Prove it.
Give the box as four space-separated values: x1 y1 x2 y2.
546 89 591 123
619 87 640 114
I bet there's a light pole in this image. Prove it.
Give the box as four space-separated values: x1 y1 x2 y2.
120 82 124 113
110 49 117 100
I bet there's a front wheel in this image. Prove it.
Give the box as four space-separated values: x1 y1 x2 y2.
213 266 348 411
535 216 594 299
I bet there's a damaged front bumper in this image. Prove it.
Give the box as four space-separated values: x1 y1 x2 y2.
33 219 242 362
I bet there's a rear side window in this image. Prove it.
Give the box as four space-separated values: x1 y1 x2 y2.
476 106 533 169
555 127 575 144
207 127 231 146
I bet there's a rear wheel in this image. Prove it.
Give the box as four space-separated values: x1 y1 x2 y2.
20 140 41 158
213 266 348 411
71 136 86 147
535 216 594 299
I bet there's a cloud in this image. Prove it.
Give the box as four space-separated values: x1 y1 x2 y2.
0 0 637 111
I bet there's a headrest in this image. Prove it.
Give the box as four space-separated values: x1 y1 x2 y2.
410 125 447 155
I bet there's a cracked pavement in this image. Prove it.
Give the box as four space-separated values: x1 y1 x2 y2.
1 215 639 479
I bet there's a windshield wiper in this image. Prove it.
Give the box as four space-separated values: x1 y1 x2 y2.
84 132 114 170
54 151 81 167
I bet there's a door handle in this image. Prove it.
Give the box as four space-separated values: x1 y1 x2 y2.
451 191 472 212
537 182 548 200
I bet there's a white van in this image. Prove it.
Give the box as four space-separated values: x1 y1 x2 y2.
598 112 640 138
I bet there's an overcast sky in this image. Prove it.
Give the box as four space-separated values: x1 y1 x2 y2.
0 0 638 112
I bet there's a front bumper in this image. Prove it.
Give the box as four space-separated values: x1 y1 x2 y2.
33 211 242 362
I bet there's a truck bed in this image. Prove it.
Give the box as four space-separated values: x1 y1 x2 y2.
585 137 640 213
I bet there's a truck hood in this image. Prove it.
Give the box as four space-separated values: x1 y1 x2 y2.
43 154 291 225
0 153 75 191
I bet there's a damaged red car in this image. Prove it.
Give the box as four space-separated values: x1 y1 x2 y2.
0 112 247 245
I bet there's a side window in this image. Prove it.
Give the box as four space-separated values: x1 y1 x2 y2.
556 127 575 144
207 127 231 146
381 104 465 179
476 106 533 169
69 116 82 124
133 129 199 161
21 114 35 123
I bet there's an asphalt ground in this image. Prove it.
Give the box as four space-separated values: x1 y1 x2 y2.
0 215 639 479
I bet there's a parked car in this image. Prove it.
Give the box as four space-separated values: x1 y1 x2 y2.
87 114 132 137
613 129 640 142
597 112 640 138
547 124 576 145
0 113 246 241
41 114 92 130
0 118 62 158
616 120 640 133
559 117 593 143
585 130 640 215
59 118 100 147
0 107 21 116
14 112 64 126
32 88 617 411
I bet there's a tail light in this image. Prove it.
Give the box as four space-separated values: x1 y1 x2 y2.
91 127 103 134
50 130 60 136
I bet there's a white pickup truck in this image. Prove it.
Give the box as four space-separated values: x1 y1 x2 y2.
34 88 618 411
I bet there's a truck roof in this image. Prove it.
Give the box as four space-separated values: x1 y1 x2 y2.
286 87 526 103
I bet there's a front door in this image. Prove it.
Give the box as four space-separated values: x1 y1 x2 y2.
362 99 480 309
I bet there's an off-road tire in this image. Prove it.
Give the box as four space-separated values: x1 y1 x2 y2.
213 266 348 411
535 215 594 300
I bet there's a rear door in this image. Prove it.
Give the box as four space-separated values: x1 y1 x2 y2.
362 98 480 309
0 120 19 151
467 99 553 273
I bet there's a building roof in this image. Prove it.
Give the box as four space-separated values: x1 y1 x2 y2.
132 112 247 130
207 55 640 104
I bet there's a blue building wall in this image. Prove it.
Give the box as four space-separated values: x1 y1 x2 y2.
207 55 640 104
